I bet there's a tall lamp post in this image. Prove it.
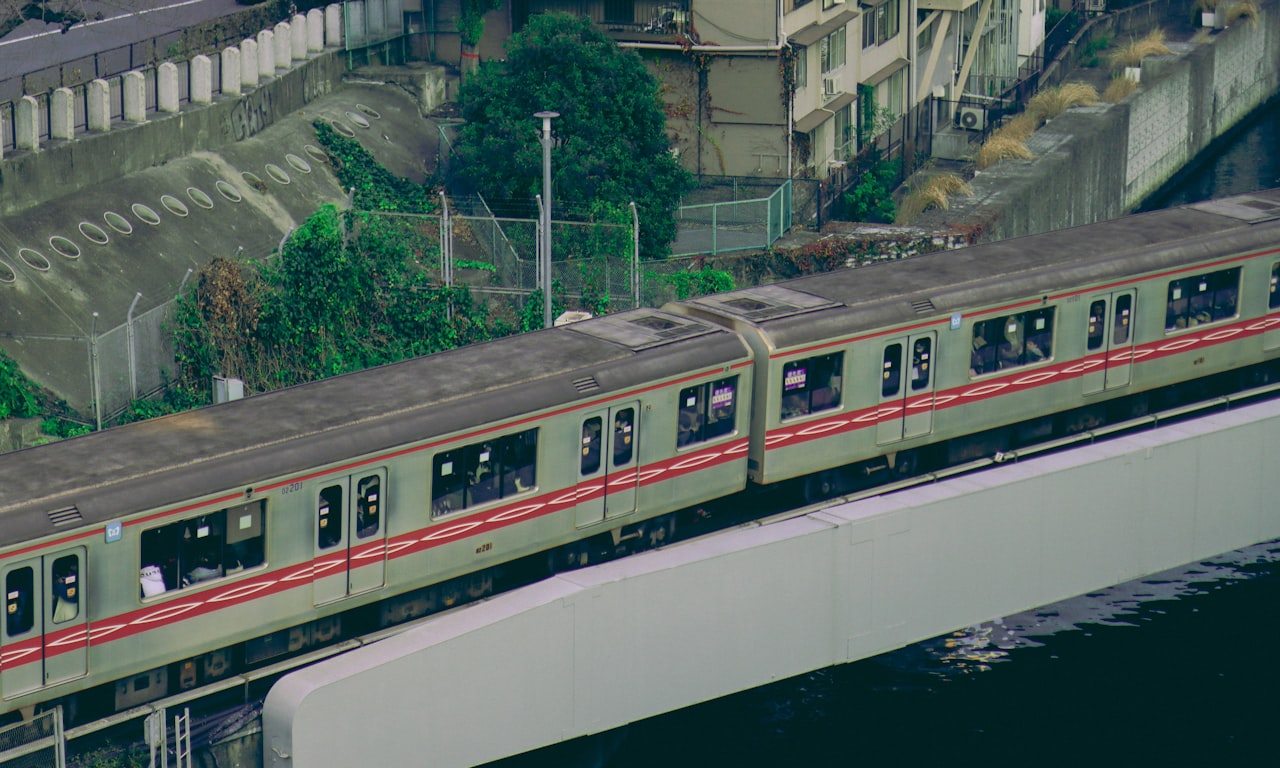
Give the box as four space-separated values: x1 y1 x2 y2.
535 110 559 329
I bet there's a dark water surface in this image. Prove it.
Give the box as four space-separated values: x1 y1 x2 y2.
492 98 1280 768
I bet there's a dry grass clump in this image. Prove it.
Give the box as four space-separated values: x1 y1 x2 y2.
1109 28 1173 69
895 173 973 224
998 112 1040 141
1103 76 1139 103
975 134 1035 170
1027 82 1099 121
1223 0 1259 25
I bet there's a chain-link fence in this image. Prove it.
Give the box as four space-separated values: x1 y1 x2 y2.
0 708 63 768
671 179 793 258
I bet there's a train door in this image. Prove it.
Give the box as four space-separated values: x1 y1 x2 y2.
1 548 87 700
313 469 388 606
1083 291 1135 395
575 403 639 528
877 333 937 444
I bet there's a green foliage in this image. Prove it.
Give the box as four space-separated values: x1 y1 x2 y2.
520 282 569 333
841 152 900 223
170 124 517 399
315 121 438 214
455 12 692 259
455 259 497 273
1079 33 1112 68
0 349 42 420
40 417 92 439
662 267 735 300
457 0 503 47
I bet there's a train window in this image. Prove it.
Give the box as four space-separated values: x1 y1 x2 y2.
971 308 1054 376
432 429 539 517
581 418 603 475
356 475 381 540
1087 300 1106 351
1113 295 1132 344
1271 262 1280 309
780 353 844 420
318 486 343 549
5 567 33 636
1165 267 1239 331
678 377 738 447
613 408 635 466
139 501 266 598
881 345 902 397
911 338 932 391
51 554 79 624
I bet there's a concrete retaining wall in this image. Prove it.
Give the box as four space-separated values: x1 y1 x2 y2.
928 1 1280 241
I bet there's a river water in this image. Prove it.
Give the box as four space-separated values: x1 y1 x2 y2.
489 98 1280 768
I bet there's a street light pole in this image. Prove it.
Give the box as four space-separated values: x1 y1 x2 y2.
535 110 559 329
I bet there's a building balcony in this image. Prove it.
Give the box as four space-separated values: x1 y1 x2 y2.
514 1 693 41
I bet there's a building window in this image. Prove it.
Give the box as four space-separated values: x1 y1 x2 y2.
781 353 844 420
1165 267 1239 331
834 103 854 157
432 429 538 516
795 47 808 89
820 26 846 73
140 501 267 598
970 309 1054 376
677 377 739 447
1270 262 1280 309
863 0 901 49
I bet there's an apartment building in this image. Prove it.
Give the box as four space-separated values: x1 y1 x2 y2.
494 1 1040 180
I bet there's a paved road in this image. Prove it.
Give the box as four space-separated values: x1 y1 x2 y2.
0 0 246 83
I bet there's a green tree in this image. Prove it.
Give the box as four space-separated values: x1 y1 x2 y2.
458 0 503 80
455 12 692 259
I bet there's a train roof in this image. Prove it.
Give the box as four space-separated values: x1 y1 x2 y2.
676 189 1280 352
0 309 748 549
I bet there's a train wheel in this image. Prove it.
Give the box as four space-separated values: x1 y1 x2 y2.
803 471 839 504
893 450 918 478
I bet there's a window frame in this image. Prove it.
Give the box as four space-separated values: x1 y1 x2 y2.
1164 267 1240 333
431 428 539 518
970 308 1056 377
781 352 845 421
677 377 740 448
139 500 267 599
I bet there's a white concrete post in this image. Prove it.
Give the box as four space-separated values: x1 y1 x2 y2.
257 30 275 79
123 70 147 123
158 62 180 113
326 4 343 48
191 55 212 104
308 9 325 52
291 15 308 61
16 95 39 151
345 1 364 47
50 88 75 140
274 22 291 71
87 79 110 131
222 47 242 96
241 39 259 88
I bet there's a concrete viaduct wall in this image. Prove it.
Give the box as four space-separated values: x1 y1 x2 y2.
263 396 1280 768
929 1 1280 241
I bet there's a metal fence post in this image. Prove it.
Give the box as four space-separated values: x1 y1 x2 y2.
126 291 142 400
631 201 640 309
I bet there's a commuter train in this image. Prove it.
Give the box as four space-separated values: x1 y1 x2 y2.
4 189 1280 724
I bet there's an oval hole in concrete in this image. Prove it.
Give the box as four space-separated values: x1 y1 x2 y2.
80 222 110 245
132 204 161 225
286 153 312 173
49 236 81 258
0 260 16 283
216 180 243 202
161 195 189 217
188 187 214 209
266 164 291 184
20 248 51 270
104 211 133 234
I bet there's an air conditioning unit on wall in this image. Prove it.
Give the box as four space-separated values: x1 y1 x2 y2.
823 75 841 98
957 106 986 131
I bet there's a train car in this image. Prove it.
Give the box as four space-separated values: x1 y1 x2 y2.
668 189 1280 498
0 308 752 721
